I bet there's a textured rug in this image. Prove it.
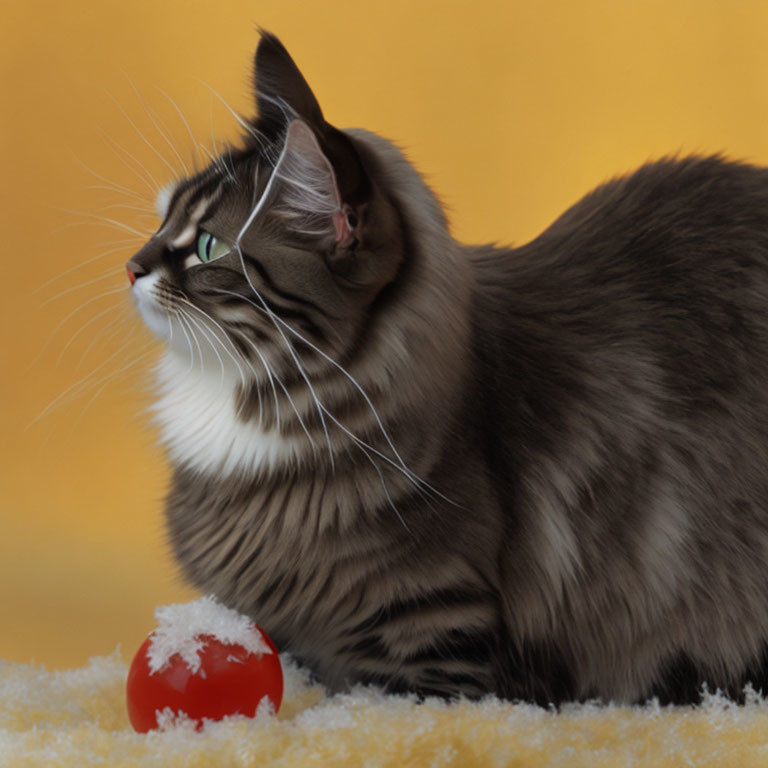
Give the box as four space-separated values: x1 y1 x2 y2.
3 650 768 767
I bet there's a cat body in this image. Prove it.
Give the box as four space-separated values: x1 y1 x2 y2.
130 33 768 704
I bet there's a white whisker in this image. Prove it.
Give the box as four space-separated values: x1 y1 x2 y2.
174 311 197 377
34 243 138 295
208 105 226 180
224 145 237 182
106 88 180 181
75 347 156 422
26 295 126 376
71 151 146 201
59 302 124 365
182 309 205 375
349 436 410 532
29 331 145 426
155 86 202 170
236 329 316 448
125 76 191 176
97 125 163 194
55 209 152 238
181 308 225 386
199 143 235 184
100 202 157 215
199 80 265 146
76 309 134 371
46 286 127 340
255 90 297 122
83 184 151 203
174 298 250 413
41 267 124 307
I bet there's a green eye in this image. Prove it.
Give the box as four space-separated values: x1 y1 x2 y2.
196 231 229 263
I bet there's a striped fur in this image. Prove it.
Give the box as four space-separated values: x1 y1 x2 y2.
127 33 768 704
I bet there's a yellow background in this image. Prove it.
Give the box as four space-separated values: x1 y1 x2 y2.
2 0 768 670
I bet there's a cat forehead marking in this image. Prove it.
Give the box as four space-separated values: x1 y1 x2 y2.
155 182 177 219
157 186 217 247
170 196 210 248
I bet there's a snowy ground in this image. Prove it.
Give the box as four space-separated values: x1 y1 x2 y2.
4 648 768 767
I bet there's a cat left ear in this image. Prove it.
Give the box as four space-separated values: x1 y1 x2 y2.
273 119 358 248
252 31 324 136
252 31 371 213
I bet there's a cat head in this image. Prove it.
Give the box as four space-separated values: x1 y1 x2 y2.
127 32 409 378
127 31 469 474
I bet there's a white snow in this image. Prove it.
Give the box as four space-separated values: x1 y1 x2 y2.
147 595 272 675
6 626 768 765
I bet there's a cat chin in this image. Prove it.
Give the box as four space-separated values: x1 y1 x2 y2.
130 271 172 340
138 306 173 340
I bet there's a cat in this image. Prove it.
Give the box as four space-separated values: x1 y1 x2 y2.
127 31 768 705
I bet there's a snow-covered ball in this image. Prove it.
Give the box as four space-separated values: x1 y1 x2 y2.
126 596 283 732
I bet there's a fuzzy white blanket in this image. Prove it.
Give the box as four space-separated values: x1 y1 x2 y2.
3 650 768 767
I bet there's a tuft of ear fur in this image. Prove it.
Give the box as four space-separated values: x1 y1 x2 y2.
273 120 355 245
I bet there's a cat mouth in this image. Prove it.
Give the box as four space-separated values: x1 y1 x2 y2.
130 271 173 340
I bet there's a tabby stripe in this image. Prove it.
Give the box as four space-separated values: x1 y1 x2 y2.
227 320 271 344
162 173 223 233
230 542 264 586
308 477 332 545
404 628 495 666
264 305 326 344
230 335 253 359
350 587 491 635
185 520 240 574
241 253 329 318
159 179 196 231
184 175 227 217
421 669 487 690
201 280 327 342
259 570 299 612
220 529 261 581
341 634 390 658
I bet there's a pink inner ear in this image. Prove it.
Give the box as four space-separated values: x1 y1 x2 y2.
332 209 354 247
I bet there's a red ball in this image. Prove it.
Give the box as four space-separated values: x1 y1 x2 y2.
126 629 283 732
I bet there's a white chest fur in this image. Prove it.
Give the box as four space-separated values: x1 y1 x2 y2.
151 352 304 476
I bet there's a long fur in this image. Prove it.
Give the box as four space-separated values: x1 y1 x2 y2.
126 33 768 705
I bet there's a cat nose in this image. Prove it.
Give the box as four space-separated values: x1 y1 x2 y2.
125 260 147 286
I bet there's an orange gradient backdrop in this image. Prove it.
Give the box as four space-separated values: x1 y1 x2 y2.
3 0 768 669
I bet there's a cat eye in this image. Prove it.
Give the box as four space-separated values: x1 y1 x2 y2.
197 231 230 264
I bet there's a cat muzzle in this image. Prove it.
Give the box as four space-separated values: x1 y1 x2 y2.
125 260 147 286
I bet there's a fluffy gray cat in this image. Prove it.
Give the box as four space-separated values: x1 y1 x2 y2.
127 32 768 705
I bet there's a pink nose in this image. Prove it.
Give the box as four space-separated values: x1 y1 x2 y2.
126 267 136 286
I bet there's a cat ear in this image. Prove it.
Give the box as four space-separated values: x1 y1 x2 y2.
252 31 371 213
253 31 324 135
273 119 357 247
